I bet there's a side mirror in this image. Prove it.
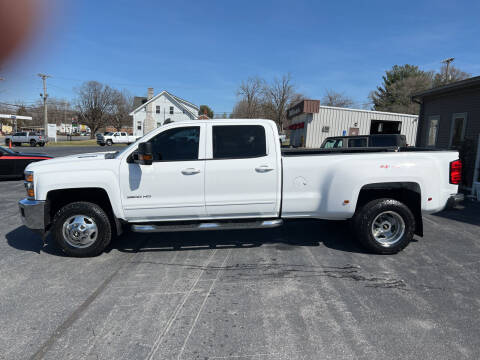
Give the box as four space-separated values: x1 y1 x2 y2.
136 142 153 165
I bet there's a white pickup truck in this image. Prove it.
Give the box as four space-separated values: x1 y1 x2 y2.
97 131 137 146
19 119 463 257
5 131 47 147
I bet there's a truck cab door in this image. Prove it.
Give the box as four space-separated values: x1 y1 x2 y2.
204 123 281 218
119 124 207 221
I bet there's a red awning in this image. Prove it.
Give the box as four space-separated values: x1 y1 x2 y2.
288 122 304 130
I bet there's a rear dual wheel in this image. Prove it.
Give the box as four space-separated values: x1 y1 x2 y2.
353 198 415 254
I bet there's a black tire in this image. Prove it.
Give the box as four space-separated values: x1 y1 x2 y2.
353 198 415 254
5 139 10 146
52 202 112 257
30 140 37 147
106 140 113 146
39 142 45 147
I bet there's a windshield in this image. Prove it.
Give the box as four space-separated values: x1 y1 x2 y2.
113 125 164 159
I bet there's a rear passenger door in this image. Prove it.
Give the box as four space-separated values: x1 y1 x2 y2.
204 123 280 218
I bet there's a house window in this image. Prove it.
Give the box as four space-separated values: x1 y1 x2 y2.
450 113 467 148
426 115 439 147
137 121 142 130
170 106 174 115
156 106 160 114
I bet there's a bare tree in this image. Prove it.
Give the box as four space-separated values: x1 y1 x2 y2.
75 81 115 138
110 90 133 131
321 90 354 108
262 74 298 131
236 76 264 118
433 64 470 87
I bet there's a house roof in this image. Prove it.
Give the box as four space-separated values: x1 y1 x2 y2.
412 75 480 101
129 90 199 118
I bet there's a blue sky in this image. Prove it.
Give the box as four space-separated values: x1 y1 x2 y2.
1 0 479 113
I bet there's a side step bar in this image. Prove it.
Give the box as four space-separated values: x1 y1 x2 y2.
131 219 283 233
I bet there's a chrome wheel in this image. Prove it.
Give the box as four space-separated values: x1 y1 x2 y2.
371 211 405 247
62 215 98 248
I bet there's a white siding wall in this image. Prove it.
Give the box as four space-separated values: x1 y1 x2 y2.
132 94 199 137
289 106 418 148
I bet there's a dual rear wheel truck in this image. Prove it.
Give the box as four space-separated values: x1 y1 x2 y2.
19 119 463 257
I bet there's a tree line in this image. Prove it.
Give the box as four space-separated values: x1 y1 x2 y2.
231 63 471 131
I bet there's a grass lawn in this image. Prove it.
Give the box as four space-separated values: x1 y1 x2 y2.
45 140 125 147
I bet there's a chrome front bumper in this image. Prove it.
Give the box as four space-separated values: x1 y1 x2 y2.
18 198 46 231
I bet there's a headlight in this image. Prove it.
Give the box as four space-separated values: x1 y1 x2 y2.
24 171 35 198
25 172 34 183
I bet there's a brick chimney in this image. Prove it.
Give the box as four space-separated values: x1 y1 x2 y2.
143 87 155 134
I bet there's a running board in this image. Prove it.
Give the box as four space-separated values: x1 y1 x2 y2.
131 219 283 233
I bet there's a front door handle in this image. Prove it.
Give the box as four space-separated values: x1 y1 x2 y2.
255 165 275 173
181 168 201 175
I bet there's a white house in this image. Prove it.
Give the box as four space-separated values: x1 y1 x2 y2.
130 88 199 137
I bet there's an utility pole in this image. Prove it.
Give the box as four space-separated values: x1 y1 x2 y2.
441 57 454 83
37 73 50 136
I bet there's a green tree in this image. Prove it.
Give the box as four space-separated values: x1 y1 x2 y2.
369 64 433 114
198 105 214 118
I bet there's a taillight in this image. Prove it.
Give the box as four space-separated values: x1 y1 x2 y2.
449 159 462 185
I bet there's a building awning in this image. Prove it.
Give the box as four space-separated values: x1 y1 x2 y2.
288 122 305 130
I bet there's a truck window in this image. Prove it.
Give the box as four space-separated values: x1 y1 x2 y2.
212 125 266 159
149 126 199 161
121 132 127 136
370 135 396 147
323 139 343 148
348 138 367 147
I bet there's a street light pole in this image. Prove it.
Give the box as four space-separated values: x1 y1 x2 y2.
441 57 454 83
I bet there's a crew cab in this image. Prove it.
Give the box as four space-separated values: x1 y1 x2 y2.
18 119 463 257
97 131 137 146
5 132 47 147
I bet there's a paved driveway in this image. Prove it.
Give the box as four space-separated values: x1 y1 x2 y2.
1 146 480 359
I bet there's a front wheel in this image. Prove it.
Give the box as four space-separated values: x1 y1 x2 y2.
39 142 45 147
353 198 415 254
52 202 112 257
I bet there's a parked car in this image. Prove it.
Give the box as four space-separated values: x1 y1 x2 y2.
5 132 48 147
0 146 52 179
96 131 137 146
321 134 408 149
19 119 462 257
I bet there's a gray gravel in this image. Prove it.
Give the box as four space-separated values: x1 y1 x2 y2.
1 146 480 360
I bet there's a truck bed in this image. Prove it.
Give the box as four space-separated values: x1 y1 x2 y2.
281 147 453 156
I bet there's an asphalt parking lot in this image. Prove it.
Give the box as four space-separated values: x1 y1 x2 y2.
1 146 480 360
